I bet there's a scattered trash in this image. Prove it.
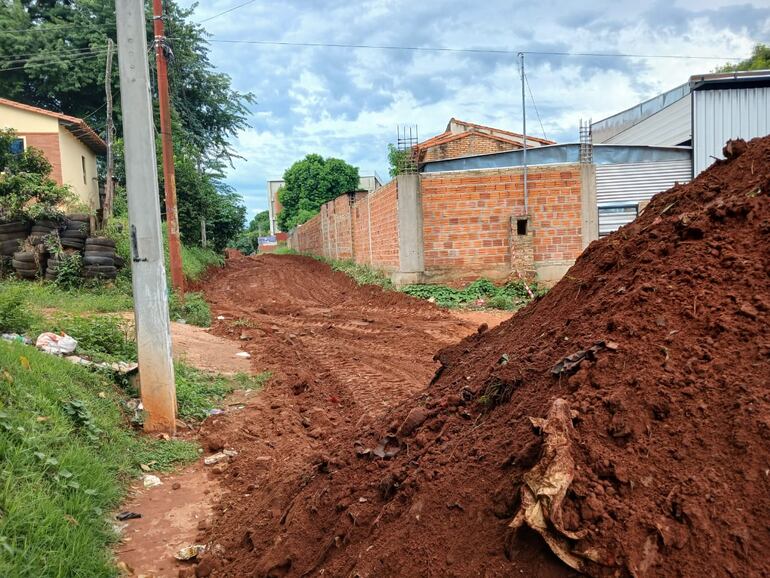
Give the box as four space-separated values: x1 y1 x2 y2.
550 340 618 376
207 408 226 416
204 452 230 465
142 474 162 488
116 511 142 521
235 351 251 359
510 398 600 572
64 356 138 375
216 315 226 320
1 333 32 345
36 332 77 355
372 434 402 459
175 544 206 561
223 449 238 457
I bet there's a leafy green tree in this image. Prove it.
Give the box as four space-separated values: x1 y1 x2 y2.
718 44 770 72
277 154 359 230
0 129 73 222
232 210 270 254
0 0 253 249
387 143 411 177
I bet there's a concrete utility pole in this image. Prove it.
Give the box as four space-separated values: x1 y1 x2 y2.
519 52 528 213
152 0 186 295
102 38 115 224
115 0 177 434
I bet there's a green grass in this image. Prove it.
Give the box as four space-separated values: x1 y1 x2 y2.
401 278 545 310
0 342 196 577
0 279 133 316
326 258 394 289
169 291 212 327
180 244 224 282
174 364 269 421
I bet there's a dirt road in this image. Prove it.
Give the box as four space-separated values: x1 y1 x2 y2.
127 254 502 577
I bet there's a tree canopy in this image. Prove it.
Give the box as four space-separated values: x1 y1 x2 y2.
718 43 769 72
0 0 253 246
233 210 270 254
277 154 359 231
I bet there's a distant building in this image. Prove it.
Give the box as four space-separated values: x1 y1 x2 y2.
414 118 555 165
591 69 770 233
0 97 106 211
267 173 384 234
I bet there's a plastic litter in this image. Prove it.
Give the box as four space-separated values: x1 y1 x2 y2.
142 474 162 488
207 408 226 416
1 333 32 345
35 332 77 355
204 452 230 465
175 544 206 561
235 351 251 359
116 511 142 521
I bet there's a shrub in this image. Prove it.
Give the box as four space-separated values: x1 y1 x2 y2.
169 291 211 327
0 287 34 333
54 253 83 291
51 315 136 361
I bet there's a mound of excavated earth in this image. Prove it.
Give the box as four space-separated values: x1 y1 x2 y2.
199 137 770 577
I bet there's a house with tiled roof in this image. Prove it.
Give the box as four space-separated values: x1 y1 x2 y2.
0 97 106 210
415 118 555 164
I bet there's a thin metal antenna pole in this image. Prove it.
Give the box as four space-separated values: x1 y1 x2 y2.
519 52 528 213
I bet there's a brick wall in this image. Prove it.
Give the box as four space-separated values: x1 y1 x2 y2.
288 180 400 271
421 133 520 163
288 165 583 284
420 165 583 281
19 132 63 184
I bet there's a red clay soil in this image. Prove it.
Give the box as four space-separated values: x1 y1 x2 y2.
196 138 769 578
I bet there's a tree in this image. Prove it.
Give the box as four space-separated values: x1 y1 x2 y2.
277 154 359 230
232 210 270 254
387 143 411 177
0 0 254 249
718 44 770 72
0 129 73 222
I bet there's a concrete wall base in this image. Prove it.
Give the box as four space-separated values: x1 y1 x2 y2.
390 271 426 287
535 260 575 284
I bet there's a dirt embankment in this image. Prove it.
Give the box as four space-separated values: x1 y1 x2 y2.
199 136 769 578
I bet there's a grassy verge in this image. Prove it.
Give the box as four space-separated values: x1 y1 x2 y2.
174 364 269 421
280 252 544 311
0 342 197 577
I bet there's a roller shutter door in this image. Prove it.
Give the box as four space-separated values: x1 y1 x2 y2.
596 160 692 235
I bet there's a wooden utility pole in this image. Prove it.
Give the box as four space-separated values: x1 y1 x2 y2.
115 0 177 434
152 0 185 295
102 38 115 225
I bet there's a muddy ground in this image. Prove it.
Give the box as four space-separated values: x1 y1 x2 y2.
118 254 510 577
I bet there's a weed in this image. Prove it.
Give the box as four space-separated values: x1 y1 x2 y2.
328 259 393 288
401 278 545 310
169 291 212 327
61 399 103 442
54 253 82 291
232 318 257 328
0 287 36 333
0 343 196 577
174 364 268 421
50 315 136 361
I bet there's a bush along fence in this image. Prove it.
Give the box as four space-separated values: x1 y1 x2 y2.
288 165 594 286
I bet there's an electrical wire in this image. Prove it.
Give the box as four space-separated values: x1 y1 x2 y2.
524 71 547 141
196 0 259 24
0 44 103 62
202 38 744 61
0 50 107 73
0 45 107 67
0 23 79 34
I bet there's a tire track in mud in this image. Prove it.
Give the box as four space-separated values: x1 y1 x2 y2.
193 254 483 577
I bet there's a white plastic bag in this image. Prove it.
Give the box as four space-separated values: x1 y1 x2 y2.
35 332 78 355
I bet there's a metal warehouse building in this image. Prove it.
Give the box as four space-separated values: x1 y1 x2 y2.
591 69 770 233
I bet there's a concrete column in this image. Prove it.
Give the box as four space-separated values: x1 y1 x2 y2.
391 174 425 286
580 164 598 248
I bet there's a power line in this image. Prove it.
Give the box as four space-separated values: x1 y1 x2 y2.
202 38 744 61
0 50 107 73
0 44 104 62
524 71 547 141
0 23 80 34
197 0 259 24
0 45 107 67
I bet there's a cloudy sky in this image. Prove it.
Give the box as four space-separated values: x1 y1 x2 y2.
176 0 769 218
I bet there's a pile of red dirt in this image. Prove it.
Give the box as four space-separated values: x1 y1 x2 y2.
201 137 770 577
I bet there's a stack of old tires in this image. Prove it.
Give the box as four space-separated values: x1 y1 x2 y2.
0 221 30 264
61 213 90 251
83 236 118 279
28 219 60 248
12 250 41 280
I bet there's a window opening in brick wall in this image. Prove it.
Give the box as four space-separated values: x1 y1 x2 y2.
9 137 25 155
516 217 529 236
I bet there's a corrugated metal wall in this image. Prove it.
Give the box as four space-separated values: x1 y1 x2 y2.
596 160 692 235
693 87 770 175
